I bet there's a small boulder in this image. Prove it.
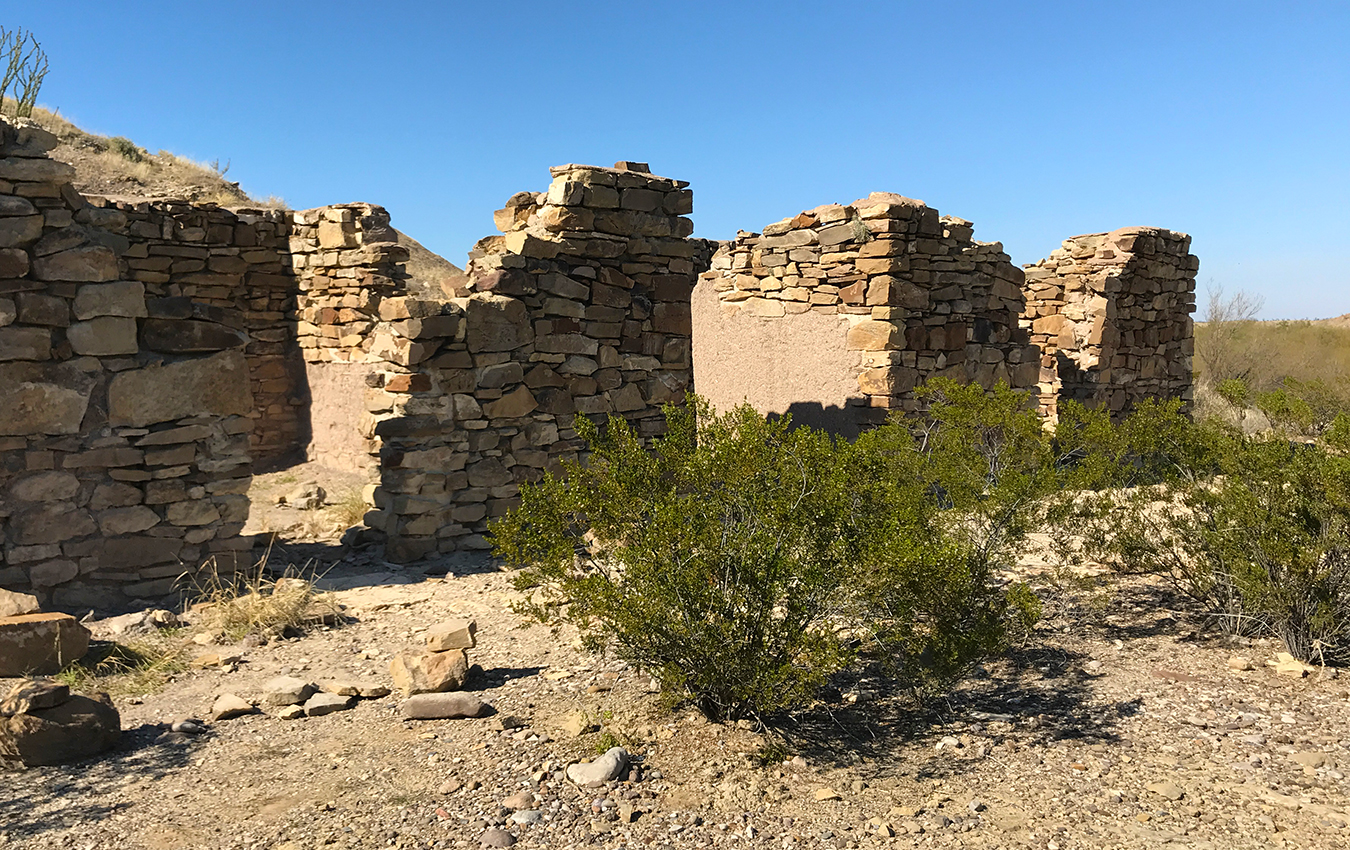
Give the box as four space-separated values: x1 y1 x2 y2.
262 676 317 706
0 691 120 766
566 747 629 786
400 693 488 719
0 612 91 677
279 482 325 510
303 692 354 717
390 648 468 696
501 791 535 810
480 828 516 848
425 619 478 651
1 679 70 715
276 705 305 720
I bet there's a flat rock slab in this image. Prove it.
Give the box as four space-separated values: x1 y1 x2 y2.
303 692 354 717
0 613 91 677
400 693 488 719
425 618 477 651
0 692 120 766
566 746 630 786
1 679 70 715
263 676 317 706
211 693 257 721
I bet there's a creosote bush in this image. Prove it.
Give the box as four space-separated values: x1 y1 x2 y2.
492 383 1042 722
1057 399 1350 665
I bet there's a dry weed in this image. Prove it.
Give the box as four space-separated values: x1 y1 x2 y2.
185 556 343 643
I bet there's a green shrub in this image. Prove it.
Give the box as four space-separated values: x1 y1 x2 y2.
1068 404 1350 664
1216 377 1250 411
492 389 1035 721
108 136 144 162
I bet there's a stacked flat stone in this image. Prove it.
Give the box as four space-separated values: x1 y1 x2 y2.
701 193 1039 425
1021 227 1197 420
0 117 254 610
354 162 711 561
91 198 298 466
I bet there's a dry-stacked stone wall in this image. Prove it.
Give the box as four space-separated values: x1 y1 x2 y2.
94 198 300 468
288 203 412 472
693 194 1039 436
1022 227 1198 420
0 118 254 610
353 162 713 561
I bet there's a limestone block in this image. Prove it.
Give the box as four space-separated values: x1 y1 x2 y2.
108 350 253 427
0 590 40 618
67 317 138 356
72 281 146 320
0 613 91 676
32 246 119 282
0 361 96 435
0 326 52 361
97 506 160 536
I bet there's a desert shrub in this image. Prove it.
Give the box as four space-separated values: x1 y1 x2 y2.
107 135 144 162
493 389 1035 722
1216 378 1249 411
1067 404 1350 664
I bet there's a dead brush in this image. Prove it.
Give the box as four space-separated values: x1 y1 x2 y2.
184 554 344 643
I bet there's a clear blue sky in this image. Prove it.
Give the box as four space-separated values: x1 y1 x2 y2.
11 2 1349 319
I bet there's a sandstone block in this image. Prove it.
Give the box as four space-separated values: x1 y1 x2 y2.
67 317 138 356
71 281 146 320
0 247 29 276
10 471 80 502
0 326 52 361
0 692 120 767
846 320 901 351
389 648 468 696
0 613 91 676
16 293 69 327
425 619 478 651
32 246 119 282
108 350 253 427
263 676 317 706
97 506 161 535
140 319 247 352
0 214 42 247
12 503 96 546
399 692 487 719
465 293 533 353
483 386 538 419
0 156 76 183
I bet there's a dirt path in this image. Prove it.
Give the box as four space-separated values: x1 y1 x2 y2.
3 550 1349 849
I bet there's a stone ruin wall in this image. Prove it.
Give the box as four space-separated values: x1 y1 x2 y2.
0 121 256 610
1022 228 1198 421
1 105 1198 611
693 194 1041 436
355 163 712 561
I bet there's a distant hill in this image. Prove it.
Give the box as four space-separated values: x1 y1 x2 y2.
20 105 466 297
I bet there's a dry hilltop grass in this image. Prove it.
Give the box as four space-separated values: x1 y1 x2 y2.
12 102 467 297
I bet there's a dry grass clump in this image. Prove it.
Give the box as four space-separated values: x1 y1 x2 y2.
186 557 344 643
55 632 191 699
331 488 370 530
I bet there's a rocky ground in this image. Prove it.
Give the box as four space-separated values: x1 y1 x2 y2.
3 536 1350 849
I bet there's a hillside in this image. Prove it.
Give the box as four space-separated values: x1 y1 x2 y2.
19 105 467 296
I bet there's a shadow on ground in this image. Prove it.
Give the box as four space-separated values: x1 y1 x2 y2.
0 723 196 842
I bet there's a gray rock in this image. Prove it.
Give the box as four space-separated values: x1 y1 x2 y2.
400 692 488 719
170 718 207 735
480 828 516 847
303 692 354 717
263 676 317 706
0 589 40 618
511 810 542 825
566 747 630 786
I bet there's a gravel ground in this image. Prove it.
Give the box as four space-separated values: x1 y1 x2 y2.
3 544 1349 850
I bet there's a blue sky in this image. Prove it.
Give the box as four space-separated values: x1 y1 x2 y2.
10 2 1349 319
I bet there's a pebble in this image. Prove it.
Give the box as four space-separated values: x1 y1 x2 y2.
480 827 516 847
502 791 534 810
510 810 542 825
277 705 306 720
1146 780 1185 801
171 718 207 734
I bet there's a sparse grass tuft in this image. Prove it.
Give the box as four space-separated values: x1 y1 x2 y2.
332 489 369 530
55 633 190 698
185 556 342 643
